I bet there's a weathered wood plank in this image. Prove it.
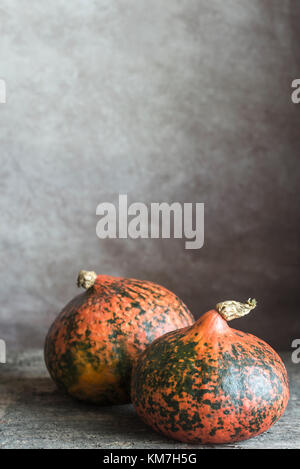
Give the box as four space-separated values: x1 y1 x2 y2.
0 351 299 449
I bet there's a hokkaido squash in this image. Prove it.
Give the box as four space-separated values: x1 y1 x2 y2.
131 299 289 444
44 270 194 404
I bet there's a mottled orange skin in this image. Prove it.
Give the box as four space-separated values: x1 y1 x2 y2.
44 275 194 404
131 310 289 444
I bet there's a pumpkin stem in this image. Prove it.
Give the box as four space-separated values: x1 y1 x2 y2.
215 298 257 321
77 270 97 289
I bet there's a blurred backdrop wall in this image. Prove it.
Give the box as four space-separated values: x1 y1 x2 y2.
1 0 299 350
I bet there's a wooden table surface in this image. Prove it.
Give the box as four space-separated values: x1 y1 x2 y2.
0 350 299 449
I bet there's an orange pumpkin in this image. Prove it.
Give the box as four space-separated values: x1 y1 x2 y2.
131 299 289 444
44 270 194 404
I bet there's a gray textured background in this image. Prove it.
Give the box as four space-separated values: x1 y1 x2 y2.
0 0 299 351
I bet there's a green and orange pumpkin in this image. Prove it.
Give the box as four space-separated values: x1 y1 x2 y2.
44 270 194 404
131 299 289 444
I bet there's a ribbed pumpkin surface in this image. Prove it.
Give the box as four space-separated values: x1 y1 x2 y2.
131 308 289 444
44 274 194 404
